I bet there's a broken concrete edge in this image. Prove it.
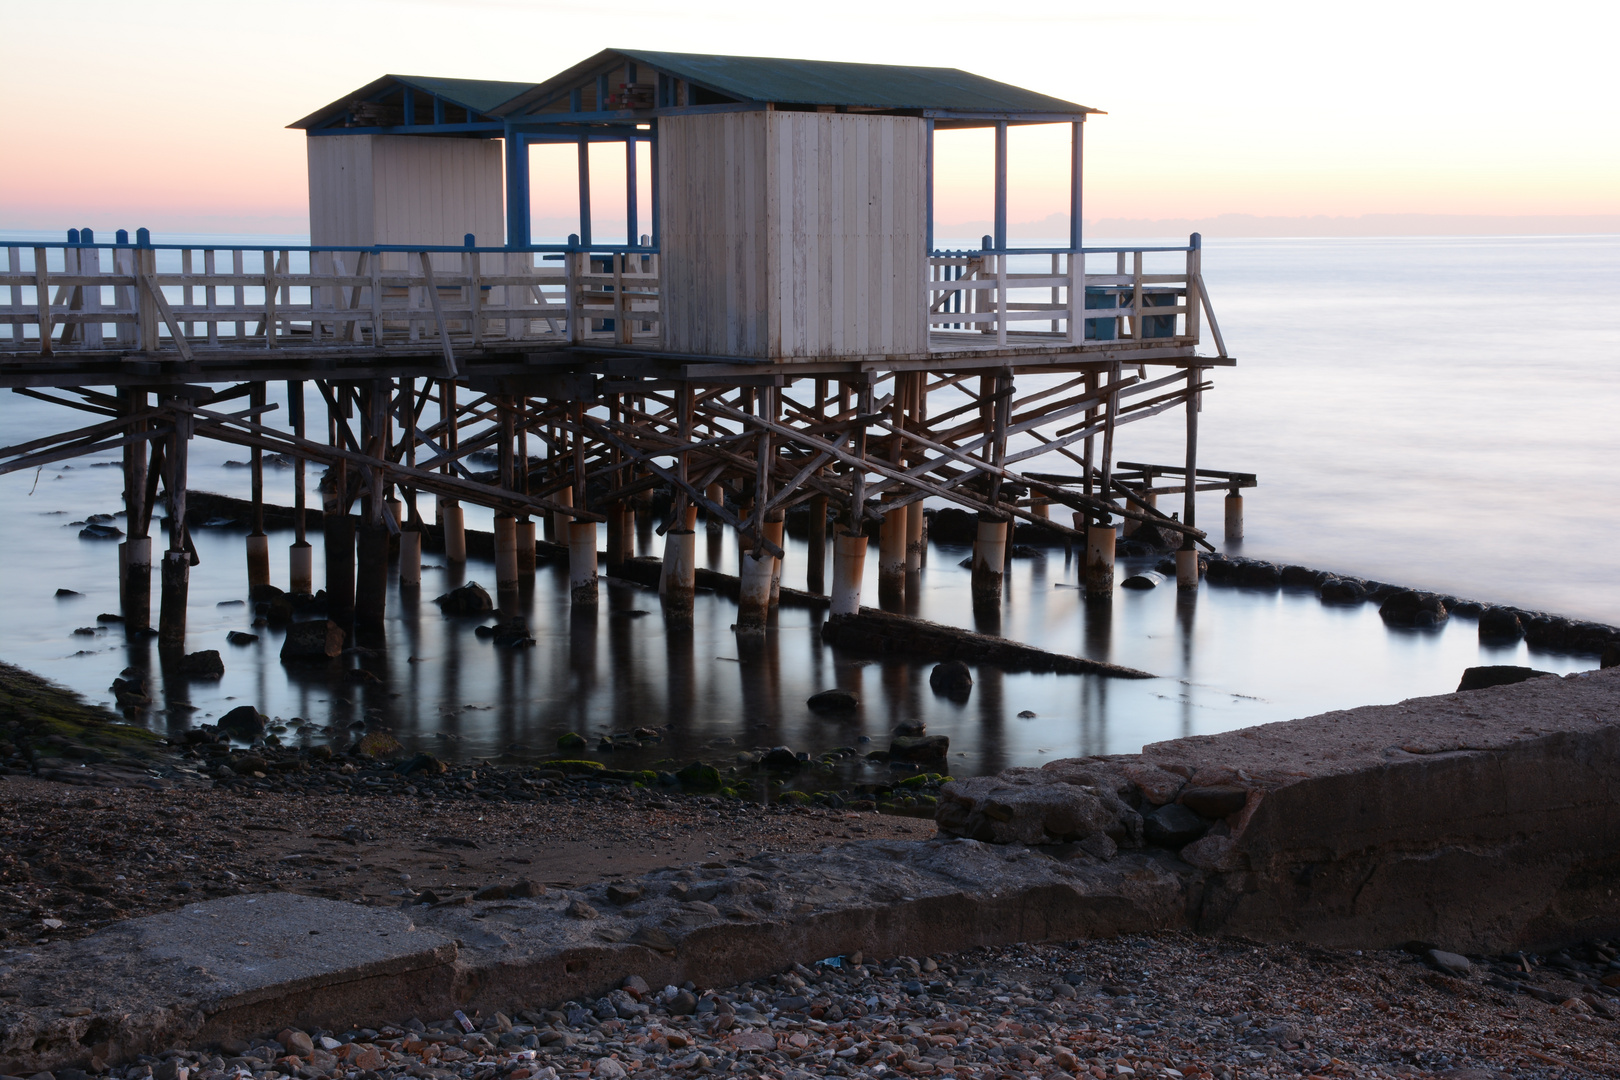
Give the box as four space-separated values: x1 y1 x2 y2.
941 665 1620 956
0 841 1188 1075
821 608 1157 680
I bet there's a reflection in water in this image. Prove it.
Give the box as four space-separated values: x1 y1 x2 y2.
0 447 1602 784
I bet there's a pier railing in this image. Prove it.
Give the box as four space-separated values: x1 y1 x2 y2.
0 232 661 366
927 235 1226 356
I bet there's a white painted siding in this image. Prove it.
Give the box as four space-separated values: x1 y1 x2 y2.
658 113 771 357
656 111 926 360
307 135 375 247
307 135 504 249
765 112 927 358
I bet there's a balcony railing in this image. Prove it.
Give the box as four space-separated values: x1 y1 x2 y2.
927 235 1226 357
0 231 661 370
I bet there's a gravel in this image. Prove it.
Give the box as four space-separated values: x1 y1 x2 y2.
32 934 1620 1079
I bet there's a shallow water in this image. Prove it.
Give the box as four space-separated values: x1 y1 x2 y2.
1 234 1615 775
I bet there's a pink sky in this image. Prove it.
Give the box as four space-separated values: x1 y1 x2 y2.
3 1 1616 238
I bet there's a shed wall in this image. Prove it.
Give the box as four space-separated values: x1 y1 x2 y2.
657 113 771 357
765 112 927 358
306 135 504 250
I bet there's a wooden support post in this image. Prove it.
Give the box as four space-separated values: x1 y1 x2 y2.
515 403 536 581
288 379 313 594
354 382 389 632
764 511 785 611
1086 521 1116 599
324 389 355 628
439 379 466 563
157 402 190 654
246 381 270 593
1178 365 1202 588
120 388 151 630
737 546 772 633
705 482 725 536
807 494 829 594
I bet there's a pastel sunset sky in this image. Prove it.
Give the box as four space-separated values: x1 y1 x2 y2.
2 0 1616 238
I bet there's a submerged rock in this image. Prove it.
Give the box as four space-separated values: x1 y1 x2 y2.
1379 590 1449 627
435 582 494 616
177 650 225 678
890 734 949 762
806 688 858 713
929 660 973 701
217 705 266 741
1478 606 1524 641
280 619 344 662
1319 578 1365 604
1120 571 1164 590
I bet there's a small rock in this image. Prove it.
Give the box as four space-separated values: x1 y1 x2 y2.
1120 571 1164 590
1178 785 1249 818
1319 578 1365 604
806 688 858 713
55 588 83 597
217 705 267 740
396 752 448 777
1379 589 1448 628
177 650 225 678
435 582 494 616
225 631 259 645
557 732 586 750
605 882 643 904
592 1059 626 1079
1144 803 1209 848
622 975 651 999
668 989 698 1015
280 619 344 662
278 1029 315 1057
762 747 802 771
890 734 949 762
675 761 722 790
929 660 973 700
1428 949 1473 976
566 899 600 920
893 719 928 736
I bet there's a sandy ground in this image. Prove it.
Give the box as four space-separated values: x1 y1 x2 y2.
0 775 932 946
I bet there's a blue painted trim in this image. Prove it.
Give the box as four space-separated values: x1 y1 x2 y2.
625 139 638 244
577 138 592 248
306 122 503 136
8 237 662 254
993 121 1008 252
924 119 935 256
504 126 531 248
930 245 1193 256
1070 119 1083 254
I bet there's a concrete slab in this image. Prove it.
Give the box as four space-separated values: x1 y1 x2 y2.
0 894 456 1073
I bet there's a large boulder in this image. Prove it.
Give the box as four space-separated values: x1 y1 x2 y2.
280 620 344 662
1319 578 1365 604
936 767 1141 847
436 582 494 616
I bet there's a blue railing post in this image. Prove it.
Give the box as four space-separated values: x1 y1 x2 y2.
464 234 476 249
135 228 151 248
115 229 129 246
67 229 79 244
81 228 94 245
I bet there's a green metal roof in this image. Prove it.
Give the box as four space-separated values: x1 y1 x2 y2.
289 74 535 129
613 50 1094 114
389 75 538 115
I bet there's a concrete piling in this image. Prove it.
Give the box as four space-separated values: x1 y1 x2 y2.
493 514 518 599
324 514 355 626
440 500 466 563
158 552 188 653
1225 492 1244 541
120 537 151 630
737 548 774 631
1086 520 1116 598
970 516 1008 605
764 513 785 610
398 529 422 587
515 518 536 579
354 523 389 630
1177 548 1201 589
245 534 271 592
878 504 907 610
660 529 697 619
830 531 867 616
806 495 828 593
289 541 313 595
568 521 598 606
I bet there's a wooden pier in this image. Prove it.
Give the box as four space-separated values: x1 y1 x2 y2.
0 50 1243 657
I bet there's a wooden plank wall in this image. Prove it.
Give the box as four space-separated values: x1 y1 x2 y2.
307 135 376 247
766 112 927 359
658 112 772 357
371 136 505 251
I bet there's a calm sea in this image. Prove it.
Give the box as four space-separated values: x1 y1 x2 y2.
1 234 1616 776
